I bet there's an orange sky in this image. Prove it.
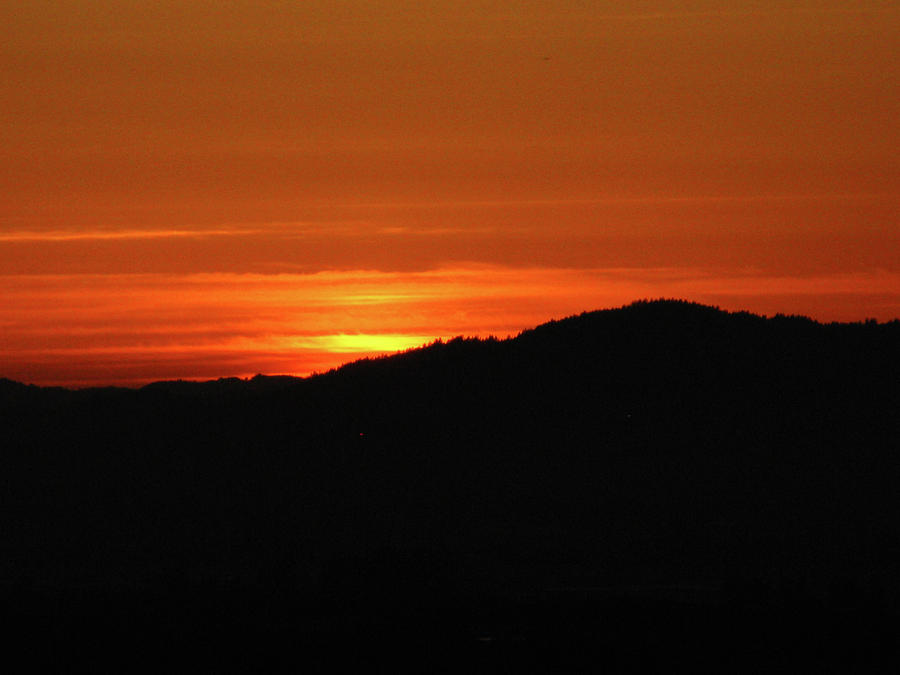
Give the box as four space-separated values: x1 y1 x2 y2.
2 1 898 386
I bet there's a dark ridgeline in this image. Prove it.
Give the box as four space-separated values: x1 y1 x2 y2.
3 299 899 671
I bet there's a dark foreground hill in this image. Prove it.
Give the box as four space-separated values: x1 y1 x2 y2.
3 300 900 671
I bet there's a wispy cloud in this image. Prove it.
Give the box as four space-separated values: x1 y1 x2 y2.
0 228 264 243
5 192 894 278
312 192 892 211
579 6 899 23
0 221 377 243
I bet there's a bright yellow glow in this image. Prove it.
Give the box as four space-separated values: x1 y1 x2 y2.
304 334 433 354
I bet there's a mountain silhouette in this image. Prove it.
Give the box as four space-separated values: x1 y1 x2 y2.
3 299 899 670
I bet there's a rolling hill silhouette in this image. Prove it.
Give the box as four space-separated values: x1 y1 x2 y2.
3 299 899 670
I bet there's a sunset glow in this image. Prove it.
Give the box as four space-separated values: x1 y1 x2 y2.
2 1 897 386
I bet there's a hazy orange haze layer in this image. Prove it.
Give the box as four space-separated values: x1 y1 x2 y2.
3 265 899 387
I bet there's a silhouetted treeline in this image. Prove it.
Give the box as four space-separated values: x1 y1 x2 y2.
3 300 899 671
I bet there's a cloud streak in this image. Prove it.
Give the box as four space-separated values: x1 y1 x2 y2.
591 6 898 22
2 192 896 277
0 228 265 243
0 222 374 243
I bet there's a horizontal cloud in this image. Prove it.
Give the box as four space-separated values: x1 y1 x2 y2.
0 228 264 242
2 193 896 277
